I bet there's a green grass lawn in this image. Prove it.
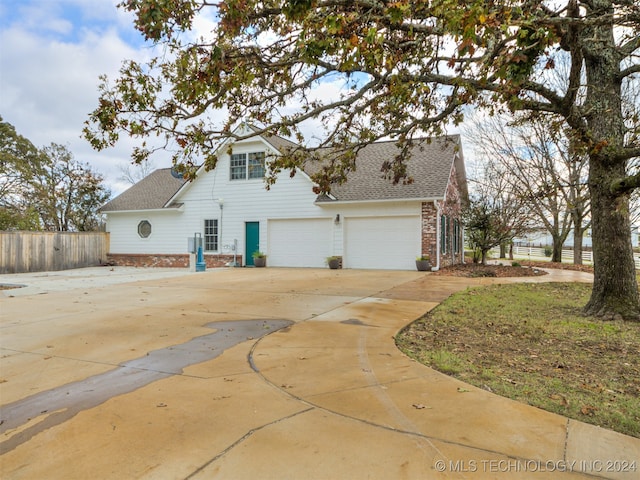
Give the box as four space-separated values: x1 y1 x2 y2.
396 282 640 438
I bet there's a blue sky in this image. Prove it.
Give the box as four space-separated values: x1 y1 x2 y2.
0 0 145 45
0 0 159 195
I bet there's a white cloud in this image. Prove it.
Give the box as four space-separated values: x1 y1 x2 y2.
0 0 167 196
0 1 474 197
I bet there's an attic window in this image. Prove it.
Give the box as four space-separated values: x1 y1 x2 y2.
138 220 152 238
230 152 265 180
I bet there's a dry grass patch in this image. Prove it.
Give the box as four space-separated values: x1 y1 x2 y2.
396 282 640 438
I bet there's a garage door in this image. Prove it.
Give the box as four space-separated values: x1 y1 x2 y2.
268 218 333 267
344 216 421 270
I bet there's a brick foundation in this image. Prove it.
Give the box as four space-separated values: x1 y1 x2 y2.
107 253 242 268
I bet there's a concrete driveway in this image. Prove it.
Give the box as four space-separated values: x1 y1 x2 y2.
0 267 637 479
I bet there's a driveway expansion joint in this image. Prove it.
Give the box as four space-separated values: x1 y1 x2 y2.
184 407 316 480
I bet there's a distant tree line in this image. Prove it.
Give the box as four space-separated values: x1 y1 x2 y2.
0 116 110 231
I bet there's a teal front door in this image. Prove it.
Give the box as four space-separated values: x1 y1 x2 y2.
245 222 260 266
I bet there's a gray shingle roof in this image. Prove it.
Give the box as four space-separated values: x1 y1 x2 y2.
262 133 300 153
240 124 301 153
307 135 465 202
100 168 187 212
101 135 465 212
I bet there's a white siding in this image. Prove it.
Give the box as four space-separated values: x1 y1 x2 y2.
106 210 185 254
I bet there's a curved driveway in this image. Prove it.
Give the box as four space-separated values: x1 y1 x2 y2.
1 267 637 479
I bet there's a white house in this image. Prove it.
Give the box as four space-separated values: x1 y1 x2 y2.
101 127 468 270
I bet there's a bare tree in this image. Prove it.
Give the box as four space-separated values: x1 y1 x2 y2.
117 159 156 185
625 75 640 228
467 113 590 264
465 159 535 264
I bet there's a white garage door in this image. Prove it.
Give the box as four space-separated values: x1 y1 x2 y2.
344 216 421 270
268 218 333 267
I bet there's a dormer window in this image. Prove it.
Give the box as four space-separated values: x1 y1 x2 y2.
230 152 265 180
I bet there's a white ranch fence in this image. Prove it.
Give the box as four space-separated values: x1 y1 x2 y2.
491 245 640 269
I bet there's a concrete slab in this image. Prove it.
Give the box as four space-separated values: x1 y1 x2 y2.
1 266 638 479
0 266 193 297
565 420 640 480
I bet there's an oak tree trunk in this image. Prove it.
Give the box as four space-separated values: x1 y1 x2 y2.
481 249 488 265
585 160 639 320
551 236 563 263
573 225 584 265
582 5 640 320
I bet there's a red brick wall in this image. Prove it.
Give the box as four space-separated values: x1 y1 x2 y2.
442 164 463 217
107 253 241 268
440 163 464 267
421 202 438 261
421 163 465 268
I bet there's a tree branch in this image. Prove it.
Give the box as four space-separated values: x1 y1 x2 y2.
619 34 640 56
619 63 640 79
611 172 640 195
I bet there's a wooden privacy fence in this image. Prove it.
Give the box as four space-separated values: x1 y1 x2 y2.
0 231 110 274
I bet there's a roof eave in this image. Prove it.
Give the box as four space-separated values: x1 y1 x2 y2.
314 196 443 206
102 205 185 214
452 141 469 203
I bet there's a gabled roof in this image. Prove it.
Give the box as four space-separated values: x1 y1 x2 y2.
100 168 187 212
309 135 465 202
257 129 301 153
101 133 466 212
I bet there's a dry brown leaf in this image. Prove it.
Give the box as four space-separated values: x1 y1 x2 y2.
580 405 597 416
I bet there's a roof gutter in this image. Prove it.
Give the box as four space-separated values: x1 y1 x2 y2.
100 206 184 214
315 196 443 206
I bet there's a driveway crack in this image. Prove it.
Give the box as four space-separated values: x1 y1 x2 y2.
184 407 315 479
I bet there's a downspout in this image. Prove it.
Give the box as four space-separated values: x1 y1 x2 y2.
219 200 223 251
461 224 465 264
433 200 441 271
